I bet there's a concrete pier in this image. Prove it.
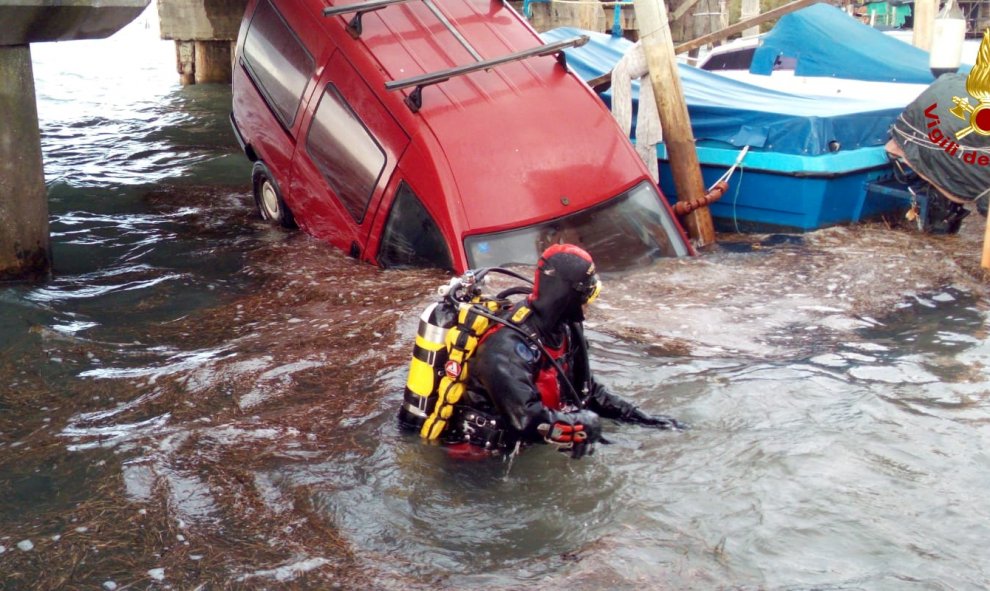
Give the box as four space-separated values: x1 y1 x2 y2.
0 45 49 281
159 0 245 85
0 0 149 281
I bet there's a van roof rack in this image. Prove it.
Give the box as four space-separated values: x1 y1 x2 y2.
385 36 588 112
323 0 588 112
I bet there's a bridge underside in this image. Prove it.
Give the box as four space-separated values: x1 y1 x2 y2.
0 0 150 44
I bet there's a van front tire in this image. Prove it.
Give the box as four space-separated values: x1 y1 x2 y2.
252 162 296 228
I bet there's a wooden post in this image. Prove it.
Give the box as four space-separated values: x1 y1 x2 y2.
914 0 936 51
633 0 715 245
740 0 760 37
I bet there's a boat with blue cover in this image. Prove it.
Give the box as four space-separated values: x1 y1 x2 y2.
541 5 949 233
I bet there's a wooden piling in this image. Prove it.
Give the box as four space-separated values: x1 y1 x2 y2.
740 0 761 38
913 0 936 51
633 0 715 245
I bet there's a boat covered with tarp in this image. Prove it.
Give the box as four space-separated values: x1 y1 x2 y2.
541 25 920 232
749 3 964 83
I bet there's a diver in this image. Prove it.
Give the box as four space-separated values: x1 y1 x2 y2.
432 244 683 459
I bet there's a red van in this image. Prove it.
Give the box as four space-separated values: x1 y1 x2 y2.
230 0 692 272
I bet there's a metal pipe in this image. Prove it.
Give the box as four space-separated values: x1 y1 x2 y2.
422 0 483 61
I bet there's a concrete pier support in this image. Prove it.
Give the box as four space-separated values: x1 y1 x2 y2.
0 45 50 281
175 39 234 84
158 0 245 85
0 0 149 281
194 40 233 83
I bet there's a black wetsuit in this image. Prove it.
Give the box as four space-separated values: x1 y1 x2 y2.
437 244 680 456
444 307 664 451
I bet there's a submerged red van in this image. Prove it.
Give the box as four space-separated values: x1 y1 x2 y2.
230 0 692 272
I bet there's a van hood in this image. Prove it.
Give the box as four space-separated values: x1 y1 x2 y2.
423 67 649 234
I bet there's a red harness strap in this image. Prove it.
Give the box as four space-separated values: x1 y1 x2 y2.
536 337 567 410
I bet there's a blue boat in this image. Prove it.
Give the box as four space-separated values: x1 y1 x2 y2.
541 6 943 233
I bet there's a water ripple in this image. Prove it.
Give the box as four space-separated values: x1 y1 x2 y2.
27 272 185 303
78 345 235 382
60 412 171 452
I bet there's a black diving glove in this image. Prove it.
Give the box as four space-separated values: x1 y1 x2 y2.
626 407 685 430
540 410 603 459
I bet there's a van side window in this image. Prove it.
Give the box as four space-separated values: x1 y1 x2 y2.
379 183 453 270
306 84 386 223
242 0 314 129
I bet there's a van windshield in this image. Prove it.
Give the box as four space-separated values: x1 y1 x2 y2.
464 181 690 272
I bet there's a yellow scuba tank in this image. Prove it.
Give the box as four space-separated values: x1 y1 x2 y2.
398 268 535 439
419 299 499 440
397 299 458 432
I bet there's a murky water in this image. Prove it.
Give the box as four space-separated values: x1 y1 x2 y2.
3 8 990 590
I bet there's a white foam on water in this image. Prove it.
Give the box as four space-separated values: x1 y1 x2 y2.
237 557 330 583
849 362 941 384
60 413 171 452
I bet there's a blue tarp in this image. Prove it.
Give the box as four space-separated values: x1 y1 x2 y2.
541 27 906 156
750 3 960 82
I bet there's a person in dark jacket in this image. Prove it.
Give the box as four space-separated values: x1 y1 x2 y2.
446 243 682 459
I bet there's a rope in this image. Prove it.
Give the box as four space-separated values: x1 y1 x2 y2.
672 146 748 219
892 113 990 156
711 145 749 189
672 181 728 216
732 165 744 233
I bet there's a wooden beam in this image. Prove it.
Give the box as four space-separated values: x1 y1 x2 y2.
673 0 819 55
585 0 818 88
634 0 715 245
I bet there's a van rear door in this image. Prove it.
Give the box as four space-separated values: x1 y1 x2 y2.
289 51 409 260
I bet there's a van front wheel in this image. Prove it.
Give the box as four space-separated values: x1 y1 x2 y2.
252 162 295 228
